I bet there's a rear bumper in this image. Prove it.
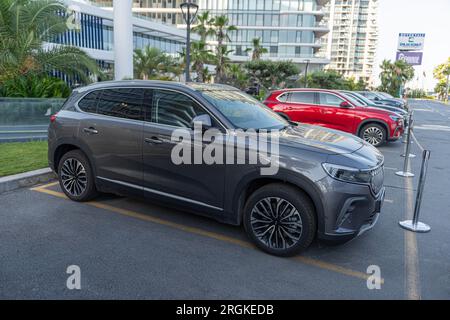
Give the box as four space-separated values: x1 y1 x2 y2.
316 175 385 242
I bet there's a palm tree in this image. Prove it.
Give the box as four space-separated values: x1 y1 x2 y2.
0 0 99 85
133 47 169 80
179 42 215 82
248 38 268 61
215 45 234 84
192 11 215 42
379 59 414 97
190 41 215 82
226 63 249 90
211 15 237 83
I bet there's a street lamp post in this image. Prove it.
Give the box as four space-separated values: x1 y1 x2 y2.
180 1 199 82
304 59 310 88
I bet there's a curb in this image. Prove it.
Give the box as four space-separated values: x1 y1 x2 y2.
0 168 56 194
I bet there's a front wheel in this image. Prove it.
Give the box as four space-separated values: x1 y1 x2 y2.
243 184 316 257
360 123 386 147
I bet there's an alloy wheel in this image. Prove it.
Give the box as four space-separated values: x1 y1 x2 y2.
60 158 87 197
363 127 384 146
250 197 303 250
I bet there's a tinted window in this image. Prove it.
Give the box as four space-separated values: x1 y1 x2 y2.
319 93 345 107
201 90 288 130
153 90 206 128
97 88 143 120
78 91 99 113
277 93 290 102
290 92 315 104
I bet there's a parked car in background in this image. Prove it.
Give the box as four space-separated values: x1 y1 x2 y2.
357 91 408 110
340 91 409 127
264 88 404 147
48 80 386 256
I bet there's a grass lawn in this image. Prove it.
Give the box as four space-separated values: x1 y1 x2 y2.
0 141 48 177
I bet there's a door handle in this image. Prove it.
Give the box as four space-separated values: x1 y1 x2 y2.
83 127 98 134
145 136 163 144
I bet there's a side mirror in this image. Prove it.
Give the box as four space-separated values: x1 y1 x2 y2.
374 96 380 101
191 114 212 131
340 101 351 108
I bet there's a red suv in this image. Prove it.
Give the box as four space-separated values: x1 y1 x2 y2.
264 88 404 147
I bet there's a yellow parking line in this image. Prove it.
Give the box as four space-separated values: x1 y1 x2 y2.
30 181 60 191
31 182 383 284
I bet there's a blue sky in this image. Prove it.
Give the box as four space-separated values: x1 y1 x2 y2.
374 0 450 91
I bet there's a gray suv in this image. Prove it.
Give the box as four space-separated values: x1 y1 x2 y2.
48 80 385 256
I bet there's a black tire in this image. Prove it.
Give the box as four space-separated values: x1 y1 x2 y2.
243 183 316 257
58 149 98 202
359 123 386 147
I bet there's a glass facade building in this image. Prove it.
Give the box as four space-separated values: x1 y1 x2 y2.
198 0 326 63
55 1 190 72
93 0 330 72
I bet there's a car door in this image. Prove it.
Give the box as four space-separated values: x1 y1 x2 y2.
284 91 320 124
76 88 144 189
142 88 225 212
317 92 356 133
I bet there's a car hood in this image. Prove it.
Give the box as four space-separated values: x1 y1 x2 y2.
278 123 365 155
361 106 398 116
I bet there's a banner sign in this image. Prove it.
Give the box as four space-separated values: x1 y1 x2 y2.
396 51 423 65
397 33 425 51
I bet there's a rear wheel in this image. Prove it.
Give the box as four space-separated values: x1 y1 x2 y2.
360 123 386 147
243 184 316 256
58 150 98 201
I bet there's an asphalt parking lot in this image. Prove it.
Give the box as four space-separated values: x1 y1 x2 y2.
0 99 449 299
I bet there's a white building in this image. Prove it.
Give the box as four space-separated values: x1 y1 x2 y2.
322 0 378 84
55 0 193 78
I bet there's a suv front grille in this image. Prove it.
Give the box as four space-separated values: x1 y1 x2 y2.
370 166 384 195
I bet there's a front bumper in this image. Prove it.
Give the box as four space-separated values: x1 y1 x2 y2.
316 175 385 242
388 120 405 141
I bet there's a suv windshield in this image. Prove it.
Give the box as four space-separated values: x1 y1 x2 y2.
200 89 289 130
378 92 394 99
345 92 375 106
340 92 364 106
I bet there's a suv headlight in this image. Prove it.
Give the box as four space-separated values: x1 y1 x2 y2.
389 115 401 122
322 163 372 184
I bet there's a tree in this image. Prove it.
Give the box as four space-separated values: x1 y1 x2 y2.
378 59 414 97
0 0 99 85
179 42 215 82
211 15 237 83
244 60 299 89
189 41 216 82
192 11 215 42
225 63 249 90
133 47 179 80
433 57 450 101
355 78 368 91
305 70 348 89
247 38 268 61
